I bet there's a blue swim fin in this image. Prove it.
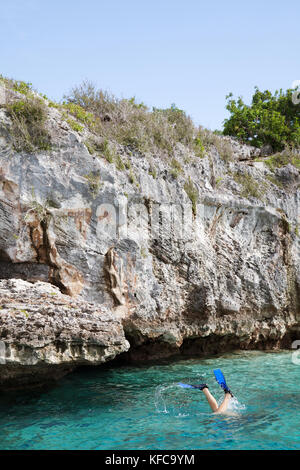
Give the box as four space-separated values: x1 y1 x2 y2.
213 369 233 396
177 383 208 390
178 382 194 389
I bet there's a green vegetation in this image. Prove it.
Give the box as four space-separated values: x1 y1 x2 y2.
215 139 234 161
2 74 299 190
115 154 125 171
62 102 95 128
83 172 102 198
65 116 84 133
84 136 105 156
232 172 266 200
124 159 131 170
170 158 183 178
84 139 96 155
194 127 234 161
24 190 49 223
63 82 203 157
0 75 33 95
265 174 284 189
0 75 52 153
224 87 300 151
263 148 300 170
20 309 29 318
6 96 51 152
215 176 223 188
184 177 198 216
129 169 137 185
84 136 117 163
48 100 60 109
193 133 205 157
148 164 157 179
12 81 33 95
99 138 116 163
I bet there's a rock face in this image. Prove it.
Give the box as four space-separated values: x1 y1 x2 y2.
0 83 299 388
0 279 129 389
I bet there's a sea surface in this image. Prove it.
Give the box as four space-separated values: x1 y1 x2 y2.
0 350 299 450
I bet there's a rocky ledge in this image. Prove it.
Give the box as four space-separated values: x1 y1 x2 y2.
0 279 129 389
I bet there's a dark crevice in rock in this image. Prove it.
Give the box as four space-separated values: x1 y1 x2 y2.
0 260 50 282
0 215 67 293
111 338 179 364
26 215 84 296
0 249 11 262
104 247 126 306
180 332 297 356
0 247 51 282
39 217 66 293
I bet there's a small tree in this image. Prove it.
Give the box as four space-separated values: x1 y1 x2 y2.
223 87 300 151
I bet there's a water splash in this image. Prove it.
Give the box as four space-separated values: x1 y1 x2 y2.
155 379 214 418
155 383 195 416
228 396 246 412
155 384 174 413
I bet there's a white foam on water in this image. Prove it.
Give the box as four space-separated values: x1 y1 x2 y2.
155 382 196 416
155 384 175 413
175 413 189 418
228 396 246 412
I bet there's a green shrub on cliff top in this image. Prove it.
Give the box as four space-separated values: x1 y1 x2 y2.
3 75 300 171
223 87 300 152
63 81 200 157
62 102 95 129
12 80 33 95
6 96 51 152
63 115 84 133
0 75 33 96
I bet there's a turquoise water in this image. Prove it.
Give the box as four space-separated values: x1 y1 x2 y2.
0 350 299 450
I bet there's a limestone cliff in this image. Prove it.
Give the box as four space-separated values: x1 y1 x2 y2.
0 279 129 389
0 83 299 388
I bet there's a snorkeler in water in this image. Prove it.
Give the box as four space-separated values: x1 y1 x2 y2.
178 369 234 414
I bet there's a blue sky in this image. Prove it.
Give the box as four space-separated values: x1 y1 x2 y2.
1 0 299 130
